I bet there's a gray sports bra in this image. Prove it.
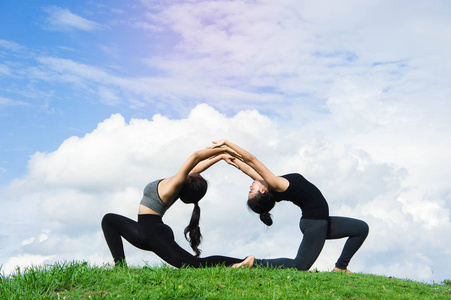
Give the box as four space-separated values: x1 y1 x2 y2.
140 179 170 216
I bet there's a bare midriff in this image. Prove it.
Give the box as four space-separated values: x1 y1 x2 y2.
138 204 161 216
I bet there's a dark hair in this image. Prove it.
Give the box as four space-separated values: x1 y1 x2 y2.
179 174 207 256
247 190 276 226
179 174 208 204
184 202 202 256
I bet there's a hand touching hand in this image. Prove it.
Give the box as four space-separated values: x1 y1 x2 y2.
209 139 243 161
209 139 227 149
223 154 240 169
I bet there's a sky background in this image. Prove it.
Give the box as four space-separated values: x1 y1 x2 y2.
1 0 450 284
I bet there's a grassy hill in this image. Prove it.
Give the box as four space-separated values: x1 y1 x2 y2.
1 261 450 299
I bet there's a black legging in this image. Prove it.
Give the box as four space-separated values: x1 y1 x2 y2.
101 213 243 268
254 216 369 270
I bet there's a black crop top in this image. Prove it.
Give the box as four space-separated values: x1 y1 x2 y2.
272 173 329 220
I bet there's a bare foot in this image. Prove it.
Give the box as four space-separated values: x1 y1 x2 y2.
232 255 255 268
332 267 353 274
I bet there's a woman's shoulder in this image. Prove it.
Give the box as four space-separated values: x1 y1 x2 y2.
281 173 303 180
279 173 308 189
145 178 164 186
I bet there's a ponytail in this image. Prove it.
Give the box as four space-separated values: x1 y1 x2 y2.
259 212 273 226
180 174 207 256
184 202 202 256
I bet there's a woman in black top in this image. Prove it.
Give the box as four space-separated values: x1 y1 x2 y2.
209 140 369 273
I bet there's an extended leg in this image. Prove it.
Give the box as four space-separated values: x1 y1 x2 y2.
254 219 328 271
137 214 243 268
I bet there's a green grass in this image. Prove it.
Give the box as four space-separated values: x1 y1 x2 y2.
1 261 450 299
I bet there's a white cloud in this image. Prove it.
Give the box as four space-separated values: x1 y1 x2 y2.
0 64 11 76
97 86 121 106
3 0 447 123
0 39 23 52
1 104 450 284
0 96 30 107
30 56 286 114
42 6 105 32
22 230 50 246
137 0 451 108
142 1 319 90
2 255 56 275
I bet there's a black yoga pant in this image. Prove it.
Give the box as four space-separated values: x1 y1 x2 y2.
101 213 243 268
254 216 369 270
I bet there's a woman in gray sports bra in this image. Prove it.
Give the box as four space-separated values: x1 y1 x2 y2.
102 146 250 268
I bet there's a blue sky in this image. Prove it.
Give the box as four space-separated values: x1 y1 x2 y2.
1 0 451 284
0 1 172 183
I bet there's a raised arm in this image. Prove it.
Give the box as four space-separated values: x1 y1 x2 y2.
191 153 227 174
210 140 288 192
175 147 234 183
159 147 234 202
223 155 263 180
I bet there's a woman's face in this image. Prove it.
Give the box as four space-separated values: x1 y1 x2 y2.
248 179 268 200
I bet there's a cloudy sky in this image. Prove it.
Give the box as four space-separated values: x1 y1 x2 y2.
1 0 450 284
